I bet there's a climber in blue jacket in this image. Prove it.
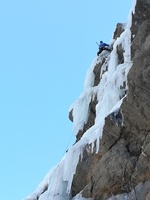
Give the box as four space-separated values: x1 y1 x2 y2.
97 41 111 56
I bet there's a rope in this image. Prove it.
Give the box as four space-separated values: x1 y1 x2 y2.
63 132 75 154
52 132 74 200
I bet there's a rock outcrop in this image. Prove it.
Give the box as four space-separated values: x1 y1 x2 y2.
70 1 150 199
24 1 150 200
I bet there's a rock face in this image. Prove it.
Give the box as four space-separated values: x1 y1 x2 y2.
70 1 150 199
23 1 150 200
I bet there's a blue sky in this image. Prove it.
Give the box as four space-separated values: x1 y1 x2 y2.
0 1 133 200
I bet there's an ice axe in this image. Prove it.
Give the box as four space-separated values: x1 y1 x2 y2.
96 42 99 46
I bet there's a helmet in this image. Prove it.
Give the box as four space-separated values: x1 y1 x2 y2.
100 41 103 43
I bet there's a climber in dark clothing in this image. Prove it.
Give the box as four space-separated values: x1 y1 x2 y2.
97 41 111 56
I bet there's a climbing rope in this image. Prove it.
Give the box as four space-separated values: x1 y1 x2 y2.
51 132 75 200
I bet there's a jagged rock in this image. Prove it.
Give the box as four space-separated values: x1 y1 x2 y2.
71 1 150 199
69 109 73 122
90 140 136 199
100 112 122 153
72 146 103 197
113 23 125 40
24 1 150 200
121 0 150 190
116 44 124 64
69 94 98 142
107 181 150 200
93 58 106 86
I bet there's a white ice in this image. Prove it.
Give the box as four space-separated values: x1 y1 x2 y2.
23 2 137 200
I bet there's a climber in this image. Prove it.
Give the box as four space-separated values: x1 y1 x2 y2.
97 41 111 56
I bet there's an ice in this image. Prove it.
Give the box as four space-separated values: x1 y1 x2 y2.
23 2 137 200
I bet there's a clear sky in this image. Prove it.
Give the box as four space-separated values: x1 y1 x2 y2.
0 1 133 200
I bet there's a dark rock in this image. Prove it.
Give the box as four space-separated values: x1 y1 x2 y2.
113 23 125 40
75 96 98 142
108 181 150 200
93 58 106 86
71 1 150 199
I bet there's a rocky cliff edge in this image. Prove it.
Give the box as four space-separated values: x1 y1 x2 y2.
70 0 150 199
24 1 150 200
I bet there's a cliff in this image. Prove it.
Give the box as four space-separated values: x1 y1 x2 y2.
24 1 150 200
